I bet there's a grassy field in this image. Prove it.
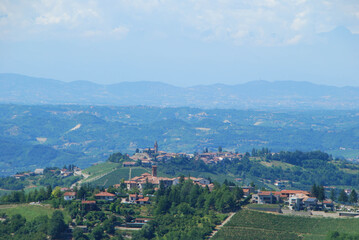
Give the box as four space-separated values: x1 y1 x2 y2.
0 204 71 223
89 167 149 187
213 209 359 240
260 160 296 170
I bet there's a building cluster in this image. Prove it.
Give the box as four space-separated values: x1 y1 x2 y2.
13 166 82 179
195 152 244 164
61 165 212 208
124 165 213 191
122 141 244 167
251 190 334 211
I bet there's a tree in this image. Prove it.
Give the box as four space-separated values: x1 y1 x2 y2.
251 148 257 157
349 189 358 204
330 189 336 201
338 189 348 203
73 228 88 240
10 214 26 232
46 185 53 199
218 146 222 153
48 210 66 238
318 185 325 201
311 184 319 198
51 186 62 199
90 226 104 240
77 187 87 200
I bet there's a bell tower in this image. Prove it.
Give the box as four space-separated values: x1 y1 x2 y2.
154 141 158 153
152 165 157 177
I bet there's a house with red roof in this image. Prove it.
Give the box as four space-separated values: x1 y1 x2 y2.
95 192 116 201
136 197 150 205
64 191 76 201
252 191 281 204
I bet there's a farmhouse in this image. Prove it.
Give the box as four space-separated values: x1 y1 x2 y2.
64 192 76 201
95 192 116 201
252 191 280 204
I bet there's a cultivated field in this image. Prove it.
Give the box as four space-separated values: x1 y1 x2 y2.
89 167 148 187
213 209 359 240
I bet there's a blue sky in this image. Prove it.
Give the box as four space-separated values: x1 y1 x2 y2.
0 0 359 87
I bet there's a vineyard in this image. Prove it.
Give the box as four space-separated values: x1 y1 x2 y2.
213 209 359 240
89 167 148 187
82 162 121 181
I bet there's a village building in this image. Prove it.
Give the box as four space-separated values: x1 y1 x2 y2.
252 191 281 204
123 162 138 167
323 200 334 211
34 168 44 175
124 165 211 191
95 192 116 201
64 192 76 201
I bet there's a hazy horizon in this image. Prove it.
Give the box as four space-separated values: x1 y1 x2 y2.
1 1 359 87
1 72 359 88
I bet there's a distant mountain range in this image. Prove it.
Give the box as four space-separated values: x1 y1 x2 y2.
1 73 359 109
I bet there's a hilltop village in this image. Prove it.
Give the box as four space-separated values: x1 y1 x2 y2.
9 141 358 212
2 142 359 239
124 141 244 166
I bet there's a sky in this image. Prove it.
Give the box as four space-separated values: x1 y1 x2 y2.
0 0 359 87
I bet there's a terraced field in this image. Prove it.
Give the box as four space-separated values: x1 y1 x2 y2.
213 210 359 240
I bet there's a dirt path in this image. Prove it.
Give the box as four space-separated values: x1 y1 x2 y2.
209 212 236 239
115 226 141 231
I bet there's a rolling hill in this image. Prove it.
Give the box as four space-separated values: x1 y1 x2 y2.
1 73 359 109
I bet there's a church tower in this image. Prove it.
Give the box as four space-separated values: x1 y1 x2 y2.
154 141 158 153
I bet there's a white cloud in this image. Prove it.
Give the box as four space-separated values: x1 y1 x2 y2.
35 13 71 25
111 26 129 39
286 34 302 44
291 11 308 31
0 0 358 44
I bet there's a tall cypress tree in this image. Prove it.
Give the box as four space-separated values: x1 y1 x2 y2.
349 189 358 204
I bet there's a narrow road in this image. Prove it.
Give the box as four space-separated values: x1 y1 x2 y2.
209 212 236 239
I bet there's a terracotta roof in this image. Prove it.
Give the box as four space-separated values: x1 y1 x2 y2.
280 190 310 194
136 197 149 202
123 162 137 165
124 181 137 184
64 192 76 196
258 191 273 196
95 192 116 197
82 200 96 204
